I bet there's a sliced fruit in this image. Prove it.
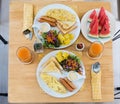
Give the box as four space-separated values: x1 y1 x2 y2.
99 14 107 27
88 7 111 38
99 10 109 30
98 7 105 20
88 10 97 22
99 20 110 38
89 16 97 28
89 17 99 38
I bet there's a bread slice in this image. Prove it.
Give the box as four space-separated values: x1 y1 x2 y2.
51 57 63 71
57 21 76 30
57 21 77 34
42 61 60 73
42 57 63 71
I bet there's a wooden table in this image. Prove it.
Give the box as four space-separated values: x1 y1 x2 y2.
9 0 114 103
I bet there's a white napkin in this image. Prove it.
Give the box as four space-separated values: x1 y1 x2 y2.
113 21 120 87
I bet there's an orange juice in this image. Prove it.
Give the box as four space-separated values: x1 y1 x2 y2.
17 47 32 63
88 41 104 58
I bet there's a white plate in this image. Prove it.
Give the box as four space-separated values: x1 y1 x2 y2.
36 50 85 98
81 9 116 43
33 4 80 49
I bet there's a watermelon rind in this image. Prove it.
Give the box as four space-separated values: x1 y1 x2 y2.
88 18 92 22
88 34 99 38
99 34 111 38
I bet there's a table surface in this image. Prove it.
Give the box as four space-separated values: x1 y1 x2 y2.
9 0 114 103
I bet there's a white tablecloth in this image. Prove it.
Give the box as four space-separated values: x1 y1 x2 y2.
113 21 120 88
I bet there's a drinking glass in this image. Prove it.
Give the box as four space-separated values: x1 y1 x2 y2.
16 46 34 64
87 41 104 59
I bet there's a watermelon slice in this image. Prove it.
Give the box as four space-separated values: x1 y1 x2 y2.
99 14 109 30
98 7 105 21
89 17 99 38
88 10 97 22
89 16 97 28
99 20 110 38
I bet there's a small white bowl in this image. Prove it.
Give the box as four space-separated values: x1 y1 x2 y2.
33 22 50 33
67 71 86 82
39 22 51 33
76 42 85 51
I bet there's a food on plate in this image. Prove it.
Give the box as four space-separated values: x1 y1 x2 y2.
67 71 85 81
58 33 74 45
88 10 97 22
88 41 104 58
42 30 61 48
41 30 74 48
40 16 57 23
59 77 76 92
68 71 78 81
89 16 99 38
23 3 33 33
38 22 50 33
42 56 63 71
41 61 60 73
64 77 76 89
76 42 85 51
57 21 76 30
56 51 69 62
88 7 110 38
98 7 110 37
38 16 57 27
99 20 110 37
40 73 67 93
56 51 83 74
46 9 76 22
57 21 77 34
16 46 32 63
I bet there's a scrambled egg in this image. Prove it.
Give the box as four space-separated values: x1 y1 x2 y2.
46 9 76 22
40 73 66 93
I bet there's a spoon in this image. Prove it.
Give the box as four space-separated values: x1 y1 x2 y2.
92 62 100 73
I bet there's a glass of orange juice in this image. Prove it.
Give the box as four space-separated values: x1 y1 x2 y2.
87 41 104 59
16 46 34 64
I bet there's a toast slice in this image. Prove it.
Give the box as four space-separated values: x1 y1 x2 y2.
42 57 63 71
42 61 60 73
57 21 77 34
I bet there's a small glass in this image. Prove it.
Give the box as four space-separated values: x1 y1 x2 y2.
16 46 34 64
33 39 43 53
86 41 104 60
